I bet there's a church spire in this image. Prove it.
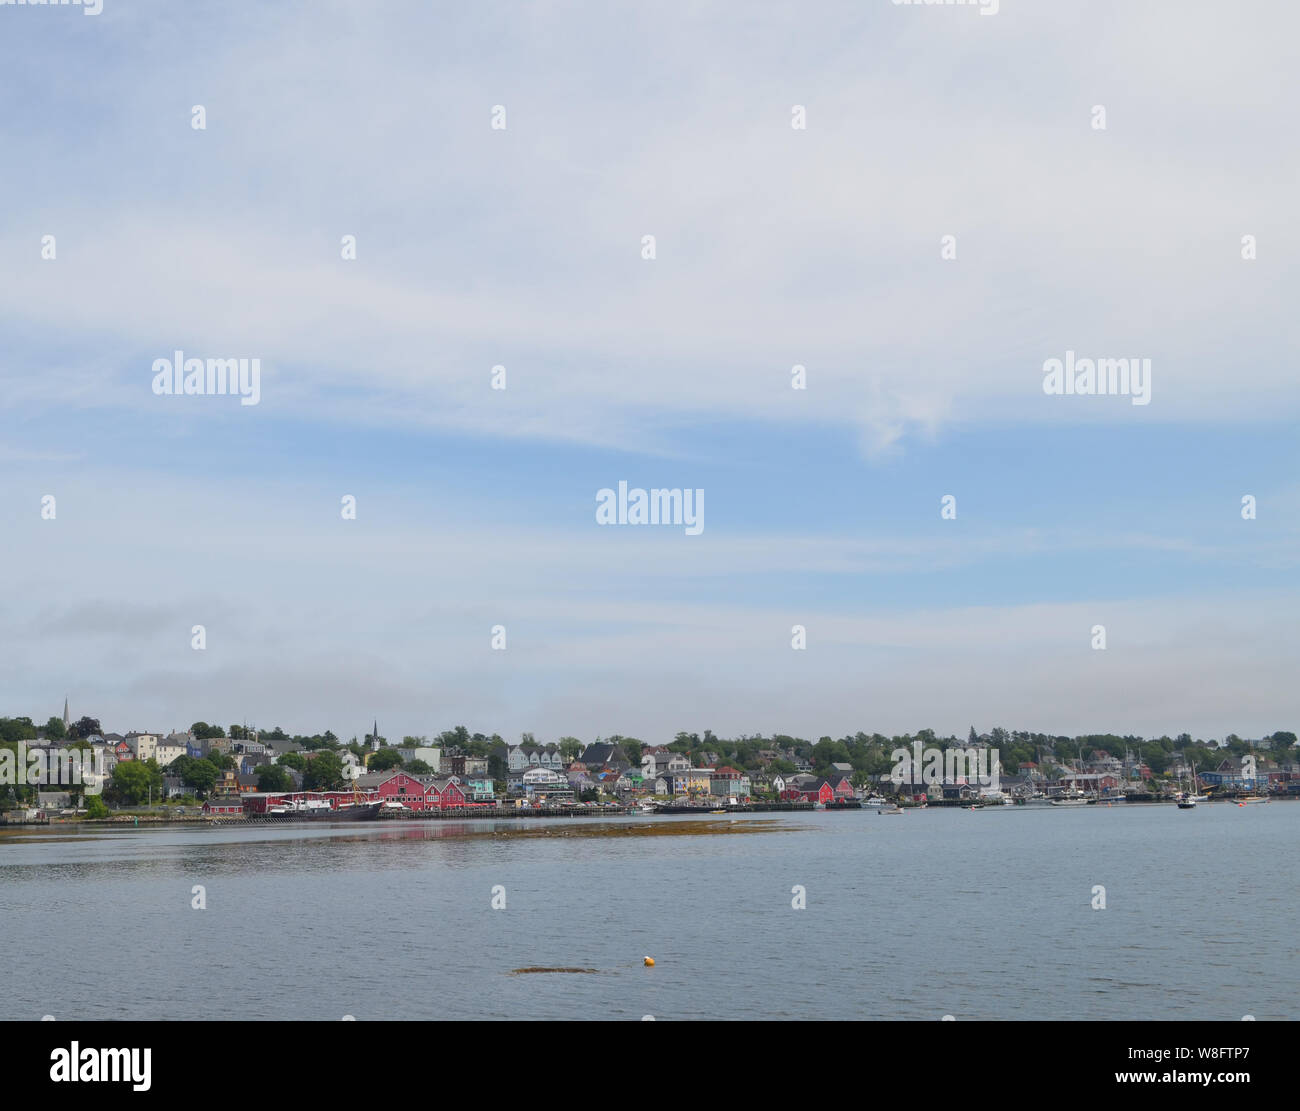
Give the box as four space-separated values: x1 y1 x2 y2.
63 697 70 729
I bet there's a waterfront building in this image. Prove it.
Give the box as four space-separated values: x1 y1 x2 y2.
780 779 834 804
519 766 574 803
709 766 751 798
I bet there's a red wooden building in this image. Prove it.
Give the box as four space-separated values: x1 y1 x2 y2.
779 780 834 804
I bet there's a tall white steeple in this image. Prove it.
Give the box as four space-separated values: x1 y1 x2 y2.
63 697 70 729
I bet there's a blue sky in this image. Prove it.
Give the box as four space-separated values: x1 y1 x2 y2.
2 1 1297 744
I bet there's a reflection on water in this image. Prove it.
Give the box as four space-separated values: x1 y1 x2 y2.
1 807 1296 1020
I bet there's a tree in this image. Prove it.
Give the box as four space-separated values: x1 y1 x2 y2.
180 758 219 797
303 751 346 791
70 716 102 739
44 717 67 740
110 760 163 806
0 718 38 744
277 752 306 772
205 750 233 772
190 722 225 740
405 759 433 775
84 795 109 819
368 748 404 772
257 765 293 793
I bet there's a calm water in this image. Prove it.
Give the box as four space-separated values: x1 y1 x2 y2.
2 804 1296 1021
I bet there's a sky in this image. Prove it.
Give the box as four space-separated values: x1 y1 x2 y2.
1 1 1297 746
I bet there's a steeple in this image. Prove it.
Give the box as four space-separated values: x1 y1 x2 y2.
63 697 70 729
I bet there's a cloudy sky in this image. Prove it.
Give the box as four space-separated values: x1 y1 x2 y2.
1 1 1297 745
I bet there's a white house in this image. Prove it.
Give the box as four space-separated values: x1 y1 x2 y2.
508 744 563 772
125 732 161 762
153 742 187 768
395 746 441 772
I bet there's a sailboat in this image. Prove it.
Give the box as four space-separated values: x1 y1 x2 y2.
1177 762 1207 808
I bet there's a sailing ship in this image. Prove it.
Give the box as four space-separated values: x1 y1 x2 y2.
1177 762 1207 808
257 784 381 822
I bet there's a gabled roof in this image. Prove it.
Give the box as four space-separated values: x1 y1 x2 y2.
579 743 625 767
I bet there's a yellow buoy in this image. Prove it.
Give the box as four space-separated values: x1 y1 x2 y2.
643 957 655 967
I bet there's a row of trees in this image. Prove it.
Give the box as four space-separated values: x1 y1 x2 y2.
0 715 102 745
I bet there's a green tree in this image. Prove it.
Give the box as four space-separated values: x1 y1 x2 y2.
44 716 68 740
110 760 163 806
190 722 226 740
405 759 433 775
368 748 404 772
257 765 293 793
83 795 110 819
205 750 234 772
180 758 219 797
70 716 102 739
303 751 346 791
277 752 306 772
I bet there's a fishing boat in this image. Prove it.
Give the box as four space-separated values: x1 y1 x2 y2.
1050 789 1091 807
